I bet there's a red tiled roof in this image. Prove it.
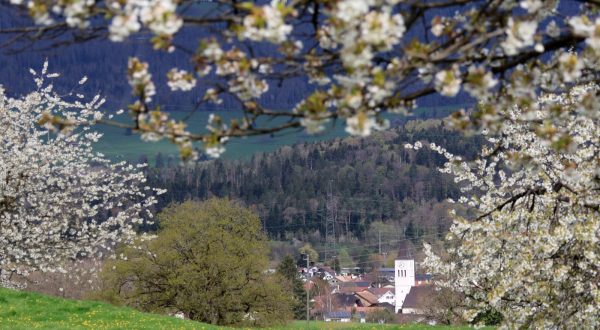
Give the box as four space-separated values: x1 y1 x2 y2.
320 266 336 274
355 290 379 305
338 286 369 294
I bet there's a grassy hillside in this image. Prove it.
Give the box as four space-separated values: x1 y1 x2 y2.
0 287 214 330
0 287 483 329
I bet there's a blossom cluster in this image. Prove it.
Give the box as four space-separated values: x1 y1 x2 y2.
167 68 197 92
416 84 600 328
6 0 600 162
0 63 162 287
241 0 293 43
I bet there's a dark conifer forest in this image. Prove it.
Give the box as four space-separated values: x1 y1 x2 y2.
146 120 484 245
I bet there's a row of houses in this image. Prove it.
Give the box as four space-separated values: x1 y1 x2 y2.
302 258 435 323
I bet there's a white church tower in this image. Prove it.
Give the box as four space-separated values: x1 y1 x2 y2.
394 259 415 313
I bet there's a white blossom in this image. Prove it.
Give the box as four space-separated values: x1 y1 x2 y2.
139 0 182 36
205 145 225 158
558 53 583 82
203 88 223 105
127 57 155 103
167 69 197 92
520 0 543 14
435 67 462 97
360 10 405 50
300 117 329 134
345 112 388 137
202 41 223 61
423 84 600 328
7 0 600 204
502 18 537 55
569 16 595 37
0 64 160 287
109 14 141 42
431 17 444 37
569 16 600 51
335 0 372 23
464 66 498 99
242 1 293 44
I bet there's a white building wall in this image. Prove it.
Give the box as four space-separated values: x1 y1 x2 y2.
394 259 415 313
402 308 421 315
377 292 395 305
325 318 351 323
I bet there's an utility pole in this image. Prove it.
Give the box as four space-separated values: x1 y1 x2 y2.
325 180 336 262
304 253 310 329
378 229 381 255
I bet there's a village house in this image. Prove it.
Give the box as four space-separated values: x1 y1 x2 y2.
368 287 396 305
340 267 362 276
354 290 379 307
378 267 396 282
299 266 320 280
324 311 366 323
333 280 372 294
324 311 352 323
302 254 436 323
319 266 336 281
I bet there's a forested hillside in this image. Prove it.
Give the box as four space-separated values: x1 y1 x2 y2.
147 120 484 247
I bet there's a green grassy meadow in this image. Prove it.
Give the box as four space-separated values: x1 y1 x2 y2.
0 287 485 330
0 287 208 329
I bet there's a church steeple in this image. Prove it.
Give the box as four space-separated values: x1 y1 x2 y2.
394 259 415 313
396 240 415 258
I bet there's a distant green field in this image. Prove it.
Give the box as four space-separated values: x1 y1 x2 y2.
94 110 344 162
93 106 460 162
0 287 484 330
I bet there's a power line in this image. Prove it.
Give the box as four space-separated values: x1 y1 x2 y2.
313 232 444 254
324 180 336 261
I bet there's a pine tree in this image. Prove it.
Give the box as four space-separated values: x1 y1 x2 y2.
333 257 341 274
277 255 307 320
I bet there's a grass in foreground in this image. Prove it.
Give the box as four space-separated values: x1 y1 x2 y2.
0 287 481 329
0 287 212 330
